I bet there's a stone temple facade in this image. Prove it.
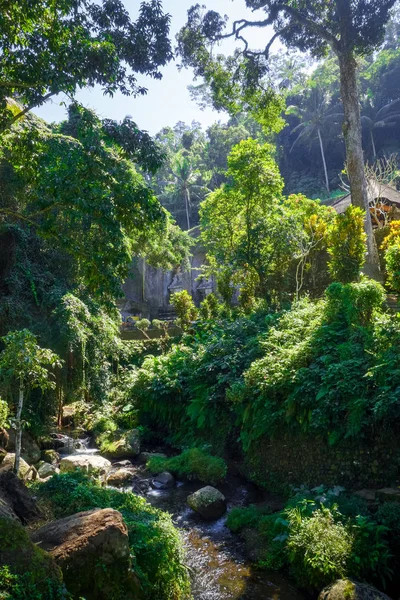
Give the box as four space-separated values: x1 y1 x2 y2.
119 228 216 322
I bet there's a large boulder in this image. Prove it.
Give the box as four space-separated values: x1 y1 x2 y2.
6 428 41 464
187 486 227 520
0 453 34 479
107 467 135 487
103 429 141 459
151 471 175 490
0 517 64 597
41 449 61 465
318 579 392 600
0 471 42 523
60 454 111 477
32 508 141 600
37 461 58 479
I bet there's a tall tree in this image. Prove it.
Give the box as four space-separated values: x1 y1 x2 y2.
288 89 343 192
361 98 400 158
0 104 191 303
164 151 210 230
0 0 172 131
0 330 61 475
177 0 398 277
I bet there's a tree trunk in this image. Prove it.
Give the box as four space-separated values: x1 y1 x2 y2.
317 128 330 193
370 129 377 159
338 51 381 279
185 188 191 230
13 380 24 475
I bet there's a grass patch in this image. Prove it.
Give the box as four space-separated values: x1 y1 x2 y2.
147 448 227 486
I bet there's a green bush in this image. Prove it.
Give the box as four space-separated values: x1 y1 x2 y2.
286 504 353 591
170 290 198 330
36 473 191 600
147 448 227 486
328 205 366 283
384 242 400 292
0 565 66 600
226 505 265 533
0 398 8 430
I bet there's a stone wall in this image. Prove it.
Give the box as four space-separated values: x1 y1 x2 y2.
244 429 400 491
119 230 216 321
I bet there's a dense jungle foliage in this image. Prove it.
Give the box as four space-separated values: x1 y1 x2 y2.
2 2 400 599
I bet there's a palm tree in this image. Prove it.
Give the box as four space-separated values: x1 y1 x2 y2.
166 151 211 230
288 89 343 193
361 98 400 159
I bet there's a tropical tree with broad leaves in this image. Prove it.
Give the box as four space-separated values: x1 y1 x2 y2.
0 330 61 475
177 0 398 278
361 98 400 159
166 151 211 230
288 88 343 193
0 0 172 132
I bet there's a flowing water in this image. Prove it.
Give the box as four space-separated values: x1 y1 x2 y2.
59 432 306 599
144 476 307 600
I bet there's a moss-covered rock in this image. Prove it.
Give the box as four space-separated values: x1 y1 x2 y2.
318 579 392 600
0 453 33 479
41 449 61 465
187 486 227 520
31 508 142 600
99 429 141 459
0 517 64 599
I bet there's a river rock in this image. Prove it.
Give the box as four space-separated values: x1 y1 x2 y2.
0 453 33 479
6 428 41 464
0 471 42 523
41 449 60 465
112 459 133 468
318 579 392 600
107 467 134 487
1 516 63 595
103 429 141 459
38 462 57 479
151 471 175 490
187 486 227 520
138 451 167 464
60 454 111 477
31 508 141 600
62 402 79 427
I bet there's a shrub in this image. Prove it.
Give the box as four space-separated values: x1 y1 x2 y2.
0 565 66 600
325 279 386 326
286 504 352 591
36 472 191 600
199 293 220 321
171 290 198 330
384 242 400 292
348 515 392 586
328 205 366 283
226 505 265 533
147 448 227 486
0 398 8 429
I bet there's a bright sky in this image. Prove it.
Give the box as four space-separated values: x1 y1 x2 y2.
33 0 277 135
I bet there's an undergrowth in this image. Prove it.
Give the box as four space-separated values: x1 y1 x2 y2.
147 448 227 485
35 472 191 600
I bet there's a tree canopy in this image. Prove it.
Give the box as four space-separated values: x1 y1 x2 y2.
0 0 172 130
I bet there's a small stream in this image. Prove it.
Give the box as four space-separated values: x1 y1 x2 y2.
58 432 306 600
136 470 306 600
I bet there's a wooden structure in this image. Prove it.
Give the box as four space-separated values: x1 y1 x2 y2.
332 180 400 227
